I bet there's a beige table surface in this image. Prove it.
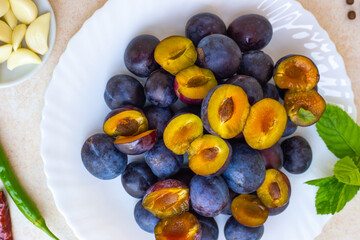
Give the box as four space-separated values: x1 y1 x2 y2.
0 0 359 239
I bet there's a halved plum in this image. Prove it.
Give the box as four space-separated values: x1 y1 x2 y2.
231 194 269 227
201 84 250 139
142 179 189 219
103 107 148 137
243 98 287 149
256 169 290 208
163 113 203 155
174 65 217 104
154 36 197 75
154 212 202 240
284 89 326 126
188 134 232 176
274 55 319 91
114 129 157 155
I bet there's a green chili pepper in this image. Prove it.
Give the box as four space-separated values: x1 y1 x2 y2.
0 144 59 240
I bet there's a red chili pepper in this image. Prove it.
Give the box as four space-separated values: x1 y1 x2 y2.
0 191 12 240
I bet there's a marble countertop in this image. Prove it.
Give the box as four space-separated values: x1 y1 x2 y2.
0 0 359 239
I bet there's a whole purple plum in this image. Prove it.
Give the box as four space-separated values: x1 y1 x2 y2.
197 34 242 79
239 50 274 86
227 14 273 51
222 143 265 194
145 69 178 107
144 140 184 179
104 74 146 109
121 160 158 198
190 175 229 217
185 12 226 46
81 133 127 180
124 34 160 77
144 106 173 138
134 200 160 233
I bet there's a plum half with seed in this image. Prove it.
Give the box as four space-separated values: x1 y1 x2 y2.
163 113 203 155
243 98 287 150
201 84 250 139
284 89 326 127
142 179 189 219
174 65 217 105
274 55 319 91
231 194 269 227
155 212 202 240
103 106 148 137
154 36 197 75
188 134 232 176
256 169 290 208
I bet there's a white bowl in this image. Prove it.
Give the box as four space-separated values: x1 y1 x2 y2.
0 0 56 88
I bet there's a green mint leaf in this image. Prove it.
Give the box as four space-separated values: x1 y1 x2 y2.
311 176 360 214
316 104 360 158
334 156 360 186
298 108 316 123
305 176 335 187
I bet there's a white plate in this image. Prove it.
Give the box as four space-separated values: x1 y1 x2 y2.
0 0 56 88
40 0 357 239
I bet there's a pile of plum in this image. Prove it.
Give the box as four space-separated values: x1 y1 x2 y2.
81 12 325 240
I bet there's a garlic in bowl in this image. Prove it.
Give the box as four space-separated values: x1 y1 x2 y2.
0 0 56 88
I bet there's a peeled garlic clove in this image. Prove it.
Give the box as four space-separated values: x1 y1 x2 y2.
25 12 50 55
12 23 26 51
0 0 9 18
0 44 12 63
0 20 12 43
9 0 37 24
4 9 18 29
7 48 41 70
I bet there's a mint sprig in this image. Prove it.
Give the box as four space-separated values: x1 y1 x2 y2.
306 104 360 215
334 156 360 186
316 104 360 158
